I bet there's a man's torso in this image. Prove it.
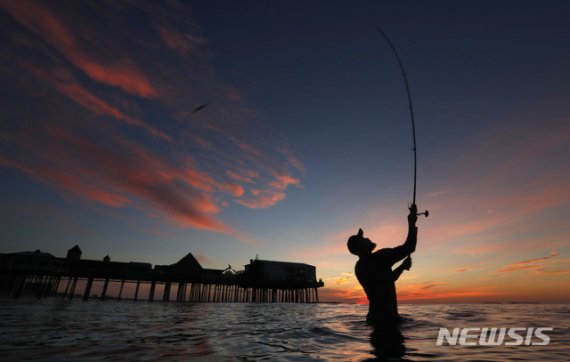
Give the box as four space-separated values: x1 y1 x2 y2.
355 249 399 325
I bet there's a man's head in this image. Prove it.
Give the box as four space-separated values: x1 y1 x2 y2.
347 228 376 256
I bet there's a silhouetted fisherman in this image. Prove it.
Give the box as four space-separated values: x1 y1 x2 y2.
347 204 418 327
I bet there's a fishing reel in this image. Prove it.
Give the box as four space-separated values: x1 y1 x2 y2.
409 203 429 218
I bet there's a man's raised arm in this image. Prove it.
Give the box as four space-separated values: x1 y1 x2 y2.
382 205 418 265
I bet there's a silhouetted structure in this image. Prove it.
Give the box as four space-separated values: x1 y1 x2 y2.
0 248 324 303
241 259 321 303
66 245 82 260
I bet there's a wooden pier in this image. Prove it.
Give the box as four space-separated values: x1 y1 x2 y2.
0 247 324 303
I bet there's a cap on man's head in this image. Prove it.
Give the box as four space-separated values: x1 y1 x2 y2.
347 228 364 255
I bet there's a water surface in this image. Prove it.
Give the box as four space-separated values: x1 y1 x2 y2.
0 299 568 361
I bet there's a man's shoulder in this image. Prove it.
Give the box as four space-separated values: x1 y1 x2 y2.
373 248 394 257
372 248 398 266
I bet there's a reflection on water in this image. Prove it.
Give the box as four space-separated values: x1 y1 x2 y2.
0 299 568 361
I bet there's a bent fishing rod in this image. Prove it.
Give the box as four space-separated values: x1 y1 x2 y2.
375 25 428 218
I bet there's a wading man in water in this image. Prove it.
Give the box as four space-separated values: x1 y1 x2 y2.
347 204 418 327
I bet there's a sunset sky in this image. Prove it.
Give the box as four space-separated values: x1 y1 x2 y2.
1 1 568 303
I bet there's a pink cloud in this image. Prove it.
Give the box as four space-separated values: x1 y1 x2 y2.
0 155 129 209
270 172 301 190
178 167 218 193
39 168 131 208
419 281 445 290
233 170 301 209
223 183 245 198
1 1 157 97
2 126 236 234
0 1 305 240
509 251 559 265
496 251 558 274
236 190 286 209
73 56 157 98
227 170 257 184
25 64 172 141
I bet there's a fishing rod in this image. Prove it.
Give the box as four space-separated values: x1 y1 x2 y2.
375 26 428 218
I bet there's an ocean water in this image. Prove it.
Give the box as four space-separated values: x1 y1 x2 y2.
0 299 568 361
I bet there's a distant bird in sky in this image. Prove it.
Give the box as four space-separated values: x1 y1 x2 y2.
192 103 208 113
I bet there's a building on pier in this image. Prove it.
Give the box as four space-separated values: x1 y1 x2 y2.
0 247 324 303
66 245 82 260
244 258 318 284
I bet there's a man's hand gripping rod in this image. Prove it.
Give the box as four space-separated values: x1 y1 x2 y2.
409 203 429 218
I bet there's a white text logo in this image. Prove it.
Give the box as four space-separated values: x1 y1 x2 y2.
436 327 552 346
